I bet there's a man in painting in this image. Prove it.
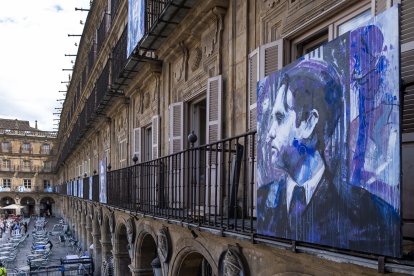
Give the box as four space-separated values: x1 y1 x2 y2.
257 59 400 257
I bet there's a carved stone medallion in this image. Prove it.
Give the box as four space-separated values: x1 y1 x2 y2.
219 248 247 276
157 226 171 263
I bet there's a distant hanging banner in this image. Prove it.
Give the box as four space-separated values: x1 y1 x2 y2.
127 0 145 57
99 159 107 204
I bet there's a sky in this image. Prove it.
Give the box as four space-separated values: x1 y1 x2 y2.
0 0 91 131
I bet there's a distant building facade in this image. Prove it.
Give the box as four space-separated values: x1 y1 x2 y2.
50 0 414 275
0 119 58 216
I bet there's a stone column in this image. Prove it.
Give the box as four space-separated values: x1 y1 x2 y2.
92 225 102 276
86 219 93 255
34 203 40 216
80 214 86 252
113 251 131 276
100 239 113 276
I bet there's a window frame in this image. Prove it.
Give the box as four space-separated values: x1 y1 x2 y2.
289 2 371 62
2 178 11 188
23 178 32 189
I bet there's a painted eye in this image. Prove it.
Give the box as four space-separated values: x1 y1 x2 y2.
275 112 284 123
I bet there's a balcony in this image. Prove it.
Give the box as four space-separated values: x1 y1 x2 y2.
0 128 57 138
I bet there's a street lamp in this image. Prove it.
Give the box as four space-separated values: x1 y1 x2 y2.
132 154 138 164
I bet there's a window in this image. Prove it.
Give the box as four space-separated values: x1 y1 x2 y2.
2 159 11 169
119 139 127 165
23 179 32 189
143 126 152 162
23 160 31 171
1 142 11 152
41 144 51 154
289 3 372 62
22 143 31 153
44 180 52 191
2 179 11 188
336 9 371 37
43 161 52 172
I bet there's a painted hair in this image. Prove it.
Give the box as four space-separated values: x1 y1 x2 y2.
280 60 343 149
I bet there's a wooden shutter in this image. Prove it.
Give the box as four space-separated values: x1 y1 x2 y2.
206 76 223 214
401 0 414 239
133 128 142 163
206 75 223 144
152 115 160 159
169 102 184 154
402 0 414 133
259 39 284 79
248 48 260 131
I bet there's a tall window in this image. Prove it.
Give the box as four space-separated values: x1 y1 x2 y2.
44 180 51 191
1 142 11 152
23 179 32 189
41 144 51 154
2 159 11 170
22 143 31 153
2 179 11 188
23 160 31 171
143 126 152 162
43 161 52 172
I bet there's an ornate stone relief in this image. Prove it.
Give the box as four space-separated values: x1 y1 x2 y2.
102 126 110 150
263 0 281 9
219 247 248 276
202 28 217 58
126 217 135 258
174 41 188 83
97 207 103 226
189 47 202 72
109 211 115 233
157 225 171 263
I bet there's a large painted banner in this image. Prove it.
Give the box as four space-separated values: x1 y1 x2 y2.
89 176 93 201
99 159 107 204
257 6 401 257
127 0 145 57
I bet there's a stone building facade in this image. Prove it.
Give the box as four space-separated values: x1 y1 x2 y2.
0 119 58 216
54 0 414 275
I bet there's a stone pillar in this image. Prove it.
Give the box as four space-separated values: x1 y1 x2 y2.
129 266 153 276
80 214 86 252
86 219 93 255
34 203 40 216
113 251 131 276
92 226 102 276
100 239 113 276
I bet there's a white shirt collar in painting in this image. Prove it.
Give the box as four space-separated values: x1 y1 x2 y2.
286 164 325 213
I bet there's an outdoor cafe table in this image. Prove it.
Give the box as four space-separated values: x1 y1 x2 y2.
0 246 14 250
0 256 8 261
0 243 14 247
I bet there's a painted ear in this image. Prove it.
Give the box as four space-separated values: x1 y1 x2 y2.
299 109 319 139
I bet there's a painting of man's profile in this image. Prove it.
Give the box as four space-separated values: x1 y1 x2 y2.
256 6 401 257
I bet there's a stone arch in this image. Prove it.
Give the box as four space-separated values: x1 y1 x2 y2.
20 196 35 216
114 221 132 275
1 196 15 206
171 238 218 276
133 224 158 275
40 196 55 217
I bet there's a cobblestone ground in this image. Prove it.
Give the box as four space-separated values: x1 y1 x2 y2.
1 216 80 272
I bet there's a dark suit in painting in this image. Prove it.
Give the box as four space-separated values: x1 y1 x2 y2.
257 172 401 257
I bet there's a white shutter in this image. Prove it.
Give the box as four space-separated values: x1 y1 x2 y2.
133 128 142 163
152 115 160 159
168 102 184 208
206 75 223 214
169 102 184 154
206 75 222 144
259 39 284 79
248 48 259 131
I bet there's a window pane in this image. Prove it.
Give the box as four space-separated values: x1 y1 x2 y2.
338 9 371 36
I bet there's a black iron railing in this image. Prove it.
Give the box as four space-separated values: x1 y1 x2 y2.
60 131 257 234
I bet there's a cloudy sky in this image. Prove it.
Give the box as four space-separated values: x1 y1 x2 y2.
0 0 90 131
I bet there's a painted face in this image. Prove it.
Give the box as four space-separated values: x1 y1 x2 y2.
267 84 299 167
